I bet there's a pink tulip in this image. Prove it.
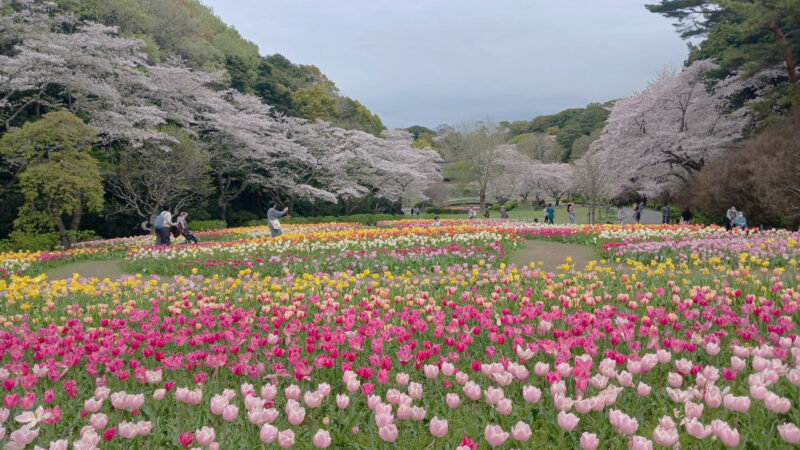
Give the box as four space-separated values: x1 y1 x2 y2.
287 406 305 425
378 424 398 442
312 429 332 448
336 394 350 409
455 372 469 385
397 404 412 420
244 394 265 411
628 436 653 450
222 404 239 422
395 373 409 386
429 416 448 438
441 362 455 376
667 372 682 387
684 401 703 419
711 420 740 447
375 413 394 428
575 398 592 414
534 362 550 377
260 424 278 443
580 432 599 450
278 429 295 448
554 393 573 411
153 389 166 401
118 421 139 439
683 418 712 439
484 424 509 447
636 382 651 396
463 381 482 401
557 411 580 431
446 393 460 408
8 423 39 447
423 364 439 380
411 406 426 421
764 392 792 413
90 413 107 430
84 397 103 413
261 384 277 401
609 409 638 435
778 423 800 444
366 394 381 410
723 394 750 412
284 385 301 401
652 425 679 447
522 385 541 403
195 426 215 446
550 380 567 395
407 382 423 399
210 395 229 415
510 421 532 442
0 407 9 424
495 398 512 415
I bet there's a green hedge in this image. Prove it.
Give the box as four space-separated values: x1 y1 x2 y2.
425 207 467 215
245 214 401 227
191 220 227 231
0 230 101 252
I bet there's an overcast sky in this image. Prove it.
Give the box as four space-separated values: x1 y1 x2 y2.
201 0 688 128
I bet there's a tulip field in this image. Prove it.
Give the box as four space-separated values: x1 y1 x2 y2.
1 220 800 449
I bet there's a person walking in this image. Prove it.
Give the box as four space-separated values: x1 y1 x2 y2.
725 206 737 231
153 205 176 246
499 205 508 219
567 202 575 225
483 208 490 219
661 204 671 224
266 201 290 237
133 219 151 236
617 206 624 225
468 207 476 220
546 203 555 224
733 211 747 230
633 205 641 224
176 211 200 244
681 207 694 224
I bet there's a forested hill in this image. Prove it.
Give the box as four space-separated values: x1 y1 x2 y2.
53 0 384 135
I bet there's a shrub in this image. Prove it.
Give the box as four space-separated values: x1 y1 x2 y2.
0 230 101 252
425 207 466 215
191 220 227 231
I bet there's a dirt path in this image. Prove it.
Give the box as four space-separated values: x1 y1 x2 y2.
508 241 598 272
45 260 127 281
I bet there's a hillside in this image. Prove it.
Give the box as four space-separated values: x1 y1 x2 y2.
53 0 384 134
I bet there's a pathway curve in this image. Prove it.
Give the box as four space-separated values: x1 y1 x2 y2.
45 260 126 281
508 240 598 272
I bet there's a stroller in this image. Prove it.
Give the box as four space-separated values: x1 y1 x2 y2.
180 227 200 244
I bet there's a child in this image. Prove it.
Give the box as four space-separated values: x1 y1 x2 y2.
176 211 200 244
433 216 441 227
733 211 747 230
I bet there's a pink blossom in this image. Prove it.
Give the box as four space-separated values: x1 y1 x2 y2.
495 398 512 415
463 381 482 401
778 423 800 444
580 432 599 450
484 424 509 447
277 429 295 448
378 424 398 442
259 424 278 443
312 429 332 448
429 416 448 438
636 382 651 396
446 393 460 408
90 413 107 430
628 436 653 450
336 394 350 409
284 385 301 401
557 411 580 431
510 421 532 441
522 385 541 403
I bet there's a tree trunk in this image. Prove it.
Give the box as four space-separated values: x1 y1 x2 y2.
55 216 71 250
479 191 486 212
69 196 83 233
770 23 797 83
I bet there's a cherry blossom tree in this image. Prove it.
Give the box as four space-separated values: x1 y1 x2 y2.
590 60 775 197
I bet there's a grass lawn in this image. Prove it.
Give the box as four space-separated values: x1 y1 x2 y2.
414 204 617 225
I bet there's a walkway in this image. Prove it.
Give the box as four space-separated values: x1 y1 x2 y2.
45 260 126 281
508 241 597 272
